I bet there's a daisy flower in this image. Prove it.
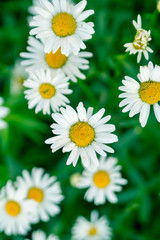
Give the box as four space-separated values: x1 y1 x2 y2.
29 0 46 15
29 0 74 16
16 167 64 222
25 229 59 240
20 37 93 82
119 61 160 127
71 210 112 240
0 181 37 236
45 102 118 168
23 68 72 114
0 97 10 130
30 0 95 56
11 59 28 94
124 14 153 63
78 156 127 205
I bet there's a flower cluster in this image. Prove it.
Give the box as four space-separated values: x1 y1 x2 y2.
9 1 160 239
21 0 95 115
120 13 160 127
0 167 63 236
12 0 129 238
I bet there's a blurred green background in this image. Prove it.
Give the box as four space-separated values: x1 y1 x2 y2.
0 0 160 239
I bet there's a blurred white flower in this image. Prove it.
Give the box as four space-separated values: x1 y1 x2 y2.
0 97 10 130
11 60 28 94
16 167 64 222
157 0 160 12
45 102 118 168
30 0 95 56
124 14 153 63
71 210 112 240
70 173 81 187
0 181 37 236
20 36 93 82
23 68 72 115
78 156 127 205
25 229 59 240
119 61 160 127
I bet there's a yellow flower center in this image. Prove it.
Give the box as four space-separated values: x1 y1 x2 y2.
133 29 148 50
52 13 77 37
69 122 95 148
45 48 68 69
139 81 160 104
39 83 56 99
28 187 44 203
88 226 97 236
17 76 24 84
93 170 110 188
5 201 21 217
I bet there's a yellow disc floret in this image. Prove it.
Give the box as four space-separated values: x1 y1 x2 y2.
88 226 97 236
45 48 68 69
93 170 110 188
52 13 77 37
28 187 44 203
39 83 56 99
5 201 21 217
133 29 148 50
139 81 160 104
69 121 95 148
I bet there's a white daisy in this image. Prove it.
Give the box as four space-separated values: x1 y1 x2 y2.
30 0 95 56
124 14 153 63
20 37 93 82
45 102 118 168
16 167 64 222
11 60 28 94
0 97 10 130
23 68 72 115
25 229 59 240
78 156 127 205
0 180 37 236
119 61 160 127
71 210 112 240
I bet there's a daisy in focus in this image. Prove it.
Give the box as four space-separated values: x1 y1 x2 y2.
78 156 127 205
119 61 160 127
0 181 37 236
25 229 59 240
45 102 118 168
20 37 93 82
0 97 10 130
30 0 95 56
16 167 64 222
124 14 153 63
71 210 112 240
11 60 28 94
24 68 72 114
